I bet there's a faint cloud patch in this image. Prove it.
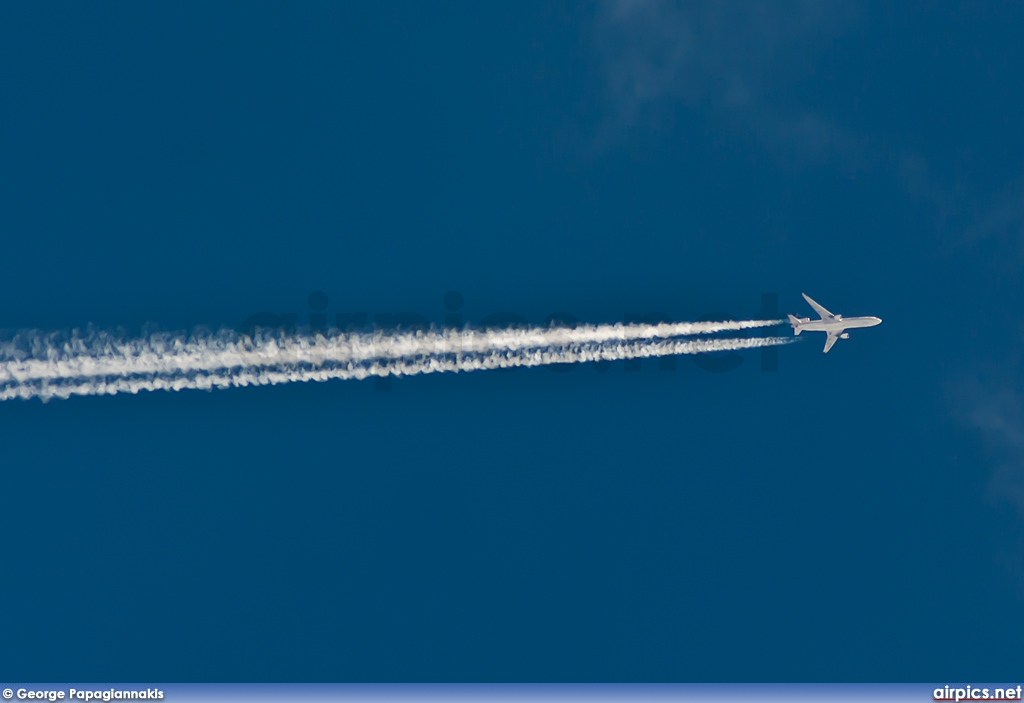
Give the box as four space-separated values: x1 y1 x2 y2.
593 0 960 226
759 111 871 174
595 0 855 125
960 176 1024 257
592 1 927 181
955 379 1024 518
953 377 1024 595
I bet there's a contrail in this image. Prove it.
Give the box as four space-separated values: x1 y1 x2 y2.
0 335 793 402
0 319 784 386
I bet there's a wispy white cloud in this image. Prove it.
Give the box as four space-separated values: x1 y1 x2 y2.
598 1 1024 269
952 368 1024 517
593 0 951 200
961 176 1024 254
953 378 1024 592
958 381 1024 518
595 0 854 125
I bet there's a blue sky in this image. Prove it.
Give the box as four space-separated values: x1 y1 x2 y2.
1 1 1023 681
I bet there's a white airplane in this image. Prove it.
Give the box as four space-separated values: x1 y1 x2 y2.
788 293 882 353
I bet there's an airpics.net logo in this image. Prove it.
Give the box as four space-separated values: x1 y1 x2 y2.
934 685 1023 701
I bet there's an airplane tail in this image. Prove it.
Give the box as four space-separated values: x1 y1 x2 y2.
787 314 802 334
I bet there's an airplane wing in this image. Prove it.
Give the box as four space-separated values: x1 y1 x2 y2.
802 293 834 320
823 332 841 353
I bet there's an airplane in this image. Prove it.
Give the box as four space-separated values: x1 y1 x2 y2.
788 293 882 353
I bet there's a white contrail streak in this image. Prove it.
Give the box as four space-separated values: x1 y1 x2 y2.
0 319 783 386
0 335 793 402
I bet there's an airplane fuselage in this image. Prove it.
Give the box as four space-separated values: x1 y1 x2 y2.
793 316 881 334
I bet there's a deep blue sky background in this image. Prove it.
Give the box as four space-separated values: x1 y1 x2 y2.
2 1 1024 681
